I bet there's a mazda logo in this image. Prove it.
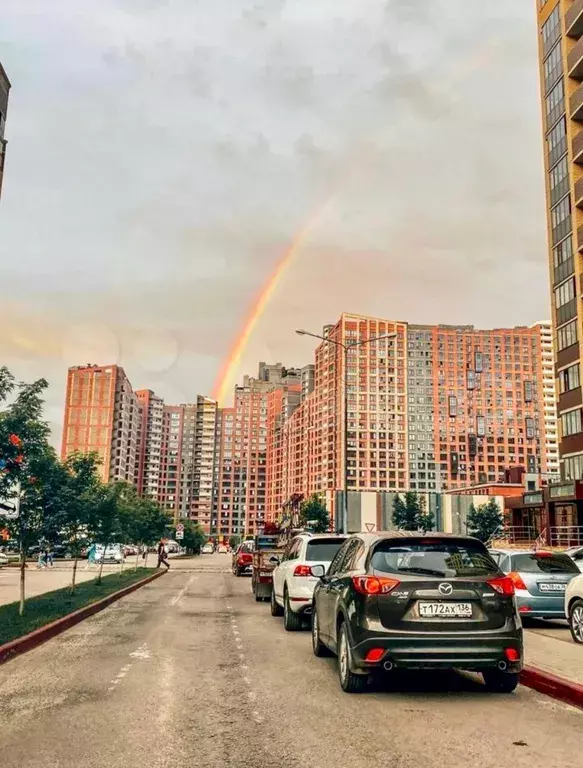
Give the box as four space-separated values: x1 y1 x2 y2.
438 583 453 596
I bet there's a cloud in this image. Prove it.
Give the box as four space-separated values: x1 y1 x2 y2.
0 0 549 445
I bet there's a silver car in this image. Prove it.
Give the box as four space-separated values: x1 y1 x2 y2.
564 546 583 572
489 549 580 620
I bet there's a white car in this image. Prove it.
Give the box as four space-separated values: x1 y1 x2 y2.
95 544 124 564
0 552 9 566
271 533 347 631
202 543 214 554
565 546 583 572
566 572 583 644
218 544 228 554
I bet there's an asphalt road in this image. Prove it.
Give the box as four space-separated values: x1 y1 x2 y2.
0 555 581 768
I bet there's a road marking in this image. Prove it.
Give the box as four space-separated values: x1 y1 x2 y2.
170 575 194 606
129 643 151 661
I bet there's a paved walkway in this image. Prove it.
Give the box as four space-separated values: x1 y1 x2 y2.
524 628 583 686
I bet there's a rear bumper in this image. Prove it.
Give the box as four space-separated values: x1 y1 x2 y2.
350 630 524 674
515 592 566 619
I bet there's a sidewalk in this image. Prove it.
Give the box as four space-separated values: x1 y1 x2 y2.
522 628 583 707
0 563 126 606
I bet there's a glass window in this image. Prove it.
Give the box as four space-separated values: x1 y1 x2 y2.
551 195 571 229
549 155 570 205
562 408 582 437
511 553 579 574
559 363 580 393
369 538 499 578
327 540 352 576
545 78 565 127
558 319 578 350
544 41 563 94
547 117 567 167
542 5 561 58
305 538 346 563
564 453 583 480
555 277 575 308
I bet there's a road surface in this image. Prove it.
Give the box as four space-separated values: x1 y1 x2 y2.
0 555 581 768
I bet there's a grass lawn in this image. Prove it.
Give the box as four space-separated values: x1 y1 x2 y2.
0 568 157 646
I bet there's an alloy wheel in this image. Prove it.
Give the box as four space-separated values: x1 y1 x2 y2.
339 630 348 683
312 610 319 651
572 604 583 643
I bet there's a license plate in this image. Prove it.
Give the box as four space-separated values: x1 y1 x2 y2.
419 602 472 618
538 582 566 592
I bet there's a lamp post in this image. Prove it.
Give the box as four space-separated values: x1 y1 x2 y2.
296 327 398 534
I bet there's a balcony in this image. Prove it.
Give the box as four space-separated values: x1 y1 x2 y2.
567 0 583 38
571 81 583 120
574 130 583 164
569 34 583 79
578 223 583 251
576 177 583 208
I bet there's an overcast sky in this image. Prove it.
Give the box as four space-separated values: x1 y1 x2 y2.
1 0 549 445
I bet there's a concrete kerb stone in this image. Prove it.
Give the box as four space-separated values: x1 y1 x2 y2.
520 665 583 711
0 570 166 666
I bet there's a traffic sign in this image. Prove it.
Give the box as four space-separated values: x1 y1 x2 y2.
365 523 376 532
176 530 184 540
176 523 184 533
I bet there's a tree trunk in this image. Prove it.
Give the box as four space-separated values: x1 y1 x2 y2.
119 554 124 575
135 550 140 572
96 542 108 585
71 556 78 592
19 543 26 617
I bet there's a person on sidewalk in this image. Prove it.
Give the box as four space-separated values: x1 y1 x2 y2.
46 548 54 568
85 543 97 569
36 550 46 569
157 540 170 570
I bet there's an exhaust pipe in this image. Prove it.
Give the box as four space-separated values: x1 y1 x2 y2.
497 660 508 671
383 660 394 672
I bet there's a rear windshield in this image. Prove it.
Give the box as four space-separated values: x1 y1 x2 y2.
305 539 345 562
370 538 499 578
256 536 278 550
511 553 580 574
240 542 254 553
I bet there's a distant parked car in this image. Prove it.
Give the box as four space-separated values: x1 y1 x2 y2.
0 552 9 566
489 549 580 619
565 573 583 643
202 543 214 555
218 544 228 554
232 541 254 576
95 544 124 564
564 546 583 573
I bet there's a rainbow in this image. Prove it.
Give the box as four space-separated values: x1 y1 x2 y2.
212 207 330 405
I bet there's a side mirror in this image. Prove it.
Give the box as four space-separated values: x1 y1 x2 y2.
269 555 280 565
310 564 326 578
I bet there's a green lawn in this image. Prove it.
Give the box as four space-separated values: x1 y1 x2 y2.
0 568 157 646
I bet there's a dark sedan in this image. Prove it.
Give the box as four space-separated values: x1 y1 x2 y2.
311 532 523 694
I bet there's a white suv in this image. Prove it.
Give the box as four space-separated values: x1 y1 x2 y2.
270 534 346 631
566 571 583 644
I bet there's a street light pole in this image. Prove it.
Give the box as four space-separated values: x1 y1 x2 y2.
296 328 397 534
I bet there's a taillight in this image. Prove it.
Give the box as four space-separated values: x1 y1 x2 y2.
352 576 400 595
238 553 252 565
507 572 528 591
293 564 312 577
505 647 520 662
487 576 515 596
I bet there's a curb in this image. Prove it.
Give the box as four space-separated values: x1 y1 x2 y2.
0 570 166 667
520 665 583 711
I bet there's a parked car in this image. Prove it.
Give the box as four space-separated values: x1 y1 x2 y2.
271 533 347 630
202 543 214 554
565 572 583 643
232 540 254 576
218 544 228 554
489 548 580 619
564 546 583 572
0 552 9 566
311 532 523 694
95 544 124 564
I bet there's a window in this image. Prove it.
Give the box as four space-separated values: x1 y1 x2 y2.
467 370 476 390
526 417 536 439
547 117 567 168
564 453 583 480
524 380 533 403
555 277 575 307
560 363 580 393
476 415 485 437
549 155 569 205
510 553 579 575
545 78 565 129
448 395 457 417
475 350 483 373
542 5 561 58
370 538 498 578
544 41 563 94
562 408 582 437
558 319 578 351
553 237 574 285
551 195 571 244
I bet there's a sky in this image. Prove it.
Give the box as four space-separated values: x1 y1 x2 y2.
0 0 550 445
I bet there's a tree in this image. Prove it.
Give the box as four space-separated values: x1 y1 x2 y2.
0 370 54 615
57 452 104 592
89 482 129 584
125 495 169 569
173 520 206 555
299 494 330 533
466 498 503 543
392 492 434 532
229 534 241 550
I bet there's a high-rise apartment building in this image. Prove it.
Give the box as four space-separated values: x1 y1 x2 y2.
61 365 140 484
0 63 10 199
136 389 164 499
214 364 300 538
536 1 583 480
283 314 558 517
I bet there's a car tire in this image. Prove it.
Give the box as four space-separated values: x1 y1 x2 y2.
311 606 331 657
234 567 242 577
283 590 303 632
338 622 367 693
569 598 583 644
482 670 520 693
270 586 283 617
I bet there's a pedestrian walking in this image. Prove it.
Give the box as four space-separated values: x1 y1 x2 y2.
85 543 97 569
36 549 46 569
157 540 170 570
46 548 54 568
